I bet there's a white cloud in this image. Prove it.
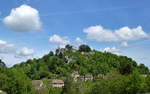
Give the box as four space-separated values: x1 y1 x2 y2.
0 40 7 45
3 4 41 32
102 41 129 55
84 26 118 42
103 46 120 52
84 25 149 42
75 37 83 44
120 41 128 47
17 47 34 57
115 26 148 41
103 46 121 55
0 40 15 53
49 34 70 44
58 44 66 48
0 40 34 57
0 40 36 66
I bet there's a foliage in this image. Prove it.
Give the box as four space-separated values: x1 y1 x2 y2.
79 44 91 52
0 44 149 94
0 68 32 94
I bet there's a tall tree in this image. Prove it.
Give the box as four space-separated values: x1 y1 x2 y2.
79 45 91 52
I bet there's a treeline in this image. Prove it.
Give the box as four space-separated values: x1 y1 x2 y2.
0 44 149 94
61 73 150 94
13 44 149 79
0 60 32 94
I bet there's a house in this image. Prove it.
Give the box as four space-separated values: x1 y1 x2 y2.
72 46 78 52
80 75 85 81
95 74 105 79
0 90 7 94
32 80 45 90
84 74 93 81
52 79 64 88
72 72 80 82
81 52 93 55
81 74 93 81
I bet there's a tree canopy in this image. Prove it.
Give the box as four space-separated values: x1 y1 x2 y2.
0 44 149 94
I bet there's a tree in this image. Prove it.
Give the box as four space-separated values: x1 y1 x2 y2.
145 75 150 92
88 80 111 94
119 62 133 75
125 72 143 94
49 51 54 56
0 60 6 68
0 68 32 94
65 45 73 51
79 45 91 52
61 77 76 94
138 64 149 74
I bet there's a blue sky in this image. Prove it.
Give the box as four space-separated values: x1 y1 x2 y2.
0 0 150 67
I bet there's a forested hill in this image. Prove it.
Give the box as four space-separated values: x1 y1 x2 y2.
12 44 149 80
0 44 150 94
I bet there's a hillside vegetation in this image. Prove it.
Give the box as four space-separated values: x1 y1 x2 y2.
0 44 150 94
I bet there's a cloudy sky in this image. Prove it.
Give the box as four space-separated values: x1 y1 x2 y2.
0 0 150 67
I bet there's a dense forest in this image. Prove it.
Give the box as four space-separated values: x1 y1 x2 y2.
0 44 150 94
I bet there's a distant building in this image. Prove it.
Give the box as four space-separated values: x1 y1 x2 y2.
81 52 93 55
52 79 64 88
72 46 78 52
84 74 93 81
95 74 105 79
72 72 80 82
81 74 93 81
32 80 45 90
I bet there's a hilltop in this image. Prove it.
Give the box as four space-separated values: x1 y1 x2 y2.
0 44 150 94
13 44 149 80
